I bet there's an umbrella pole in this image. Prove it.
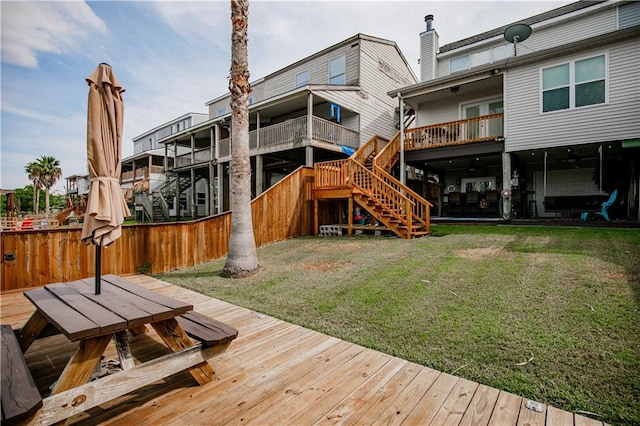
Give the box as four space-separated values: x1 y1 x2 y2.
95 243 101 294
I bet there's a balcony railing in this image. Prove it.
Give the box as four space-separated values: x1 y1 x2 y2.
177 116 359 167
121 166 164 182
175 147 213 168
404 113 504 150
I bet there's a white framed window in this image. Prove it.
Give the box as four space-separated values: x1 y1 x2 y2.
296 70 309 88
328 55 346 85
541 54 607 113
450 56 469 73
470 50 491 68
492 44 512 61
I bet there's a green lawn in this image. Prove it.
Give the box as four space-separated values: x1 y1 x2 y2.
156 224 640 425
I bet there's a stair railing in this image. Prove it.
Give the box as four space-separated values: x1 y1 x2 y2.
349 160 414 236
352 135 390 166
373 165 431 231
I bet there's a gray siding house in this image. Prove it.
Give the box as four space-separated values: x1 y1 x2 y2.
393 0 639 221
146 34 417 221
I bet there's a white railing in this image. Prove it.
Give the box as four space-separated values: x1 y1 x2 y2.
312 116 359 148
170 116 359 166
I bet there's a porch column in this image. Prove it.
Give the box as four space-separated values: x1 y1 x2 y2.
306 146 314 167
398 93 405 185
307 92 313 140
209 126 216 216
164 143 168 173
502 151 512 219
191 168 196 219
174 141 180 220
215 123 223 214
256 110 261 149
256 154 263 194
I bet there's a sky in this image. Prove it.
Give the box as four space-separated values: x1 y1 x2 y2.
1 0 574 193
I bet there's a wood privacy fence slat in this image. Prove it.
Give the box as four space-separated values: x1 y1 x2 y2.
1 167 315 292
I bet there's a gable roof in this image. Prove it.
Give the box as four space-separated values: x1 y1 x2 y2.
439 0 606 53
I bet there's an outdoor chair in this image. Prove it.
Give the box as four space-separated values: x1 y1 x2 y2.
581 189 618 221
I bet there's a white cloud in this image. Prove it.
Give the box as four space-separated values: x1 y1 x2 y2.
0 1 107 67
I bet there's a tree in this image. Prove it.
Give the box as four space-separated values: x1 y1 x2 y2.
25 162 42 214
222 0 260 278
35 156 62 216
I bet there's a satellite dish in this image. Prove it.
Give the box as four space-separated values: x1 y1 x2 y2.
503 23 532 56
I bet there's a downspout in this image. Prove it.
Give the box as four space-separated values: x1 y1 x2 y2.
398 92 405 185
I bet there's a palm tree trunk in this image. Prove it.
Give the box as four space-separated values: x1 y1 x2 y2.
222 0 259 278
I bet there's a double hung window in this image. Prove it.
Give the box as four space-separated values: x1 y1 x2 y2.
329 55 346 85
542 54 606 112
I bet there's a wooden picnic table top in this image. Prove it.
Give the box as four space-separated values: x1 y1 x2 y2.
22 274 193 341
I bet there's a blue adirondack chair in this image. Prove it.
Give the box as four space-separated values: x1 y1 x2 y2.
581 189 618 221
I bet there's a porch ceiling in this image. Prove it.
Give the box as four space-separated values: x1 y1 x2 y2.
403 74 503 109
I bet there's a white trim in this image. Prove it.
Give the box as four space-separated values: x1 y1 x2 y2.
539 51 609 114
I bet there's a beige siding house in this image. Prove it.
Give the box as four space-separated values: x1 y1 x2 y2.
143 34 417 221
393 0 639 221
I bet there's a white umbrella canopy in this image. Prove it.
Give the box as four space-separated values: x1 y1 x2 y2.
81 63 130 292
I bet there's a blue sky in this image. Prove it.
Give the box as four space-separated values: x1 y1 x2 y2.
1 0 572 193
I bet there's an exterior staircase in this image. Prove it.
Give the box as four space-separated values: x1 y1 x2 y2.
151 174 200 222
314 133 432 239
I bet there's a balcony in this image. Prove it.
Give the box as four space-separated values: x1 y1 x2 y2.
404 113 503 151
121 166 164 182
174 115 359 168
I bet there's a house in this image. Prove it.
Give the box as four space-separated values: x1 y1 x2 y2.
392 0 640 220
140 34 417 222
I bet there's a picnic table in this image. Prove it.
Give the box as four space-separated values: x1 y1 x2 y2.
3 275 237 424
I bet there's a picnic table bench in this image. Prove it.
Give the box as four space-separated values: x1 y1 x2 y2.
1 325 43 422
2 275 238 424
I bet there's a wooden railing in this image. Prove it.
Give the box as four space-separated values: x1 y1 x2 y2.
124 179 150 202
353 135 389 165
314 159 350 189
350 160 414 231
1 167 315 291
404 113 504 150
373 165 431 232
175 116 359 165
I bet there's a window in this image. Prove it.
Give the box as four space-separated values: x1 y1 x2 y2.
469 50 491 68
542 54 606 112
328 55 346 85
450 56 469 73
248 97 254 106
296 70 309 88
492 44 512 61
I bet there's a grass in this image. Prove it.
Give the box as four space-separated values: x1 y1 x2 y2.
156 224 640 425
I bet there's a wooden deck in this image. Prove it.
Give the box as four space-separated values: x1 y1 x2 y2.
1 275 606 426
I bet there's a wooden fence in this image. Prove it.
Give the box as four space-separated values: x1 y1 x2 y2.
1 167 315 292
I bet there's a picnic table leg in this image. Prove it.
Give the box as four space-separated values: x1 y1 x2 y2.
50 334 112 394
16 309 49 352
114 331 136 370
151 318 214 385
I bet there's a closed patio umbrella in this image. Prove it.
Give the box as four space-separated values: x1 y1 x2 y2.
81 63 130 294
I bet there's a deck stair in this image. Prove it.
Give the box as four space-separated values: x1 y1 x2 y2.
151 174 201 222
314 134 432 239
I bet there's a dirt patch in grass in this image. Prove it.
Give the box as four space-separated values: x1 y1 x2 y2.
454 246 503 260
302 261 353 272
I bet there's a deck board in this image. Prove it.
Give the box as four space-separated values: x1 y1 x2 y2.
0 275 593 425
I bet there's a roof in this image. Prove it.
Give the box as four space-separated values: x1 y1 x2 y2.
439 0 606 53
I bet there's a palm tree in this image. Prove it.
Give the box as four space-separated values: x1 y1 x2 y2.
222 0 259 278
25 161 42 214
35 156 62 216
